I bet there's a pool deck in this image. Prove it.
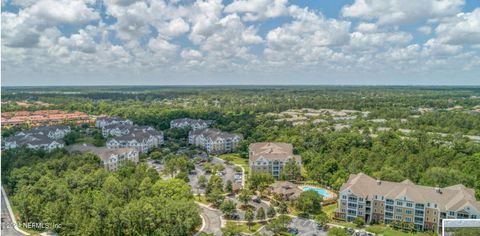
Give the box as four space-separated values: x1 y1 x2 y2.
299 184 337 201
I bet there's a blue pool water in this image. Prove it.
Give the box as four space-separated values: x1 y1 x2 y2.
303 186 331 198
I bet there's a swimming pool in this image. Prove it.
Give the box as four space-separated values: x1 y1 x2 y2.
302 186 331 198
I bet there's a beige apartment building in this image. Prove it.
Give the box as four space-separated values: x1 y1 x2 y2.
248 142 301 179
335 173 480 232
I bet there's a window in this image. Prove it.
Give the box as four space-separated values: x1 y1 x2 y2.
406 217 412 222
396 208 403 213
406 210 413 214
406 203 413 207
449 211 455 216
397 201 403 206
342 195 347 200
395 215 402 220
359 198 364 202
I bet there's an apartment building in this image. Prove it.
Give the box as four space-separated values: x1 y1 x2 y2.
248 142 301 179
68 144 139 171
95 116 133 128
188 128 242 154
106 126 163 153
2 125 71 151
335 173 480 232
170 118 211 130
3 133 65 151
102 124 136 137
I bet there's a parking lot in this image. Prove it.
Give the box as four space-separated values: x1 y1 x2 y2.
289 217 327 236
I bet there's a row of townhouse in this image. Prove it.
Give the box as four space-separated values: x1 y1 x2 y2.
95 116 133 129
335 173 480 232
170 118 211 130
67 144 139 171
1 110 91 127
248 142 302 179
105 125 163 153
188 128 242 154
2 125 71 151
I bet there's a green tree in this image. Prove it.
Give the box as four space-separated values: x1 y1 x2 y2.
353 216 365 228
256 207 265 220
280 159 301 181
238 189 252 207
198 175 207 188
220 200 237 219
245 208 255 230
225 179 233 193
278 201 288 214
315 212 328 227
248 172 274 191
221 223 242 236
266 214 291 234
267 206 276 218
207 189 225 208
296 190 323 216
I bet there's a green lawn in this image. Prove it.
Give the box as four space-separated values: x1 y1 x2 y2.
194 195 209 204
366 225 433 236
218 153 249 175
224 221 264 234
323 204 337 217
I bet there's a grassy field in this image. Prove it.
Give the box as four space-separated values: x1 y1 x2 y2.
224 221 264 234
194 195 209 204
218 153 249 175
366 225 433 236
324 204 337 217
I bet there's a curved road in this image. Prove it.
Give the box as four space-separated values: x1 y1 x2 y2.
197 204 223 236
1 189 25 236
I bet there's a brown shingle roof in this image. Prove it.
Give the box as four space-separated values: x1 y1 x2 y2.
341 173 480 212
249 142 301 162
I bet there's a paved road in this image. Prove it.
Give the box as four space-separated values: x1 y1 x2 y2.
256 217 327 236
1 190 24 236
290 217 327 236
225 196 270 220
198 205 223 236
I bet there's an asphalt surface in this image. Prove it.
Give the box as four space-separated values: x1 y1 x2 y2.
289 217 328 236
225 196 270 220
1 190 24 236
198 205 223 236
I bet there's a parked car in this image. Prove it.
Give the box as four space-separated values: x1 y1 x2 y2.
287 227 299 235
252 197 261 203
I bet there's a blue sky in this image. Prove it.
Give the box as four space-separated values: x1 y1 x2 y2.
1 0 480 86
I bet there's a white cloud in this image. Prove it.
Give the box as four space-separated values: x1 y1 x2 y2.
356 23 378 33
2 0 480 84
160 18 190 37
29 0 99 24
224 0 288 21
417 26 432 35
435 8 480 45
264 6 351 68
342 0 465 25
1 0 98 48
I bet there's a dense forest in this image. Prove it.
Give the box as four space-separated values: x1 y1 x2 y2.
2 86 480 198
1 148 201 235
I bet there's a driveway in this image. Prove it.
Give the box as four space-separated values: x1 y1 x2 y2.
189 165 207 195
197 204 223 236
211 157 243 188
1 189 26 236
224 195 270 221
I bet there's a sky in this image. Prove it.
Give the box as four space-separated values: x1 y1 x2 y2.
1 0 480 86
